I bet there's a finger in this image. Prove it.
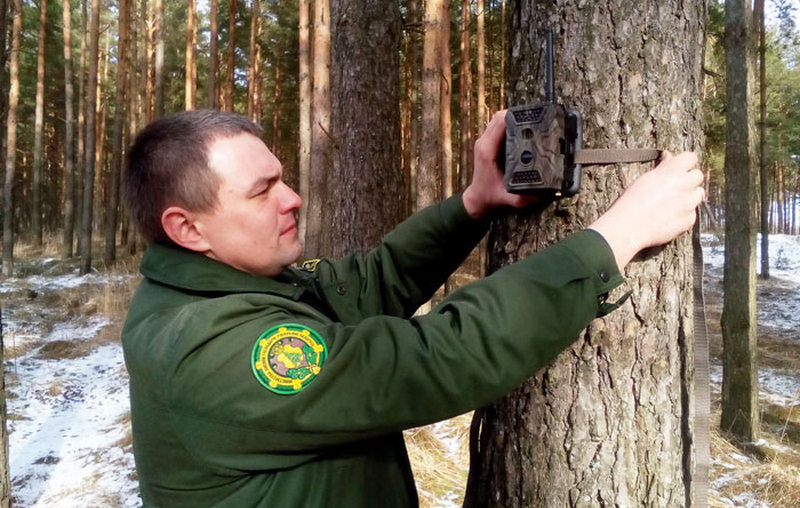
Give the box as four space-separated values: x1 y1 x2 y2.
660 150 674 162
482 110 508 150
671 151 699 171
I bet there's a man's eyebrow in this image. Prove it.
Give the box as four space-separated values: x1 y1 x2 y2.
247 175 279 196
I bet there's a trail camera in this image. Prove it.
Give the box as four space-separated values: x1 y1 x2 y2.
502 29 582 197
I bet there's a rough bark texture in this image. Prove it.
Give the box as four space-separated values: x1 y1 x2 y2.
0 309 10 506
2 0 21 276
476 0 486 129
186 0 197 110
105 0 128 264
225 0 237 111
247 0 262 121
62 0 76 258
325 0 405 258
154 0 164 117
304 0 331 257
32 0 48 248
720 0 759 442
418 0 443 211
757 0 768 279
209 0 219 109
80 0 101 275
297 0 311 243
472 2 706 506
439 0 453 199
459 0 472 192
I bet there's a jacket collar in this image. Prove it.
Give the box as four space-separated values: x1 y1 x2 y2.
140 243 305 298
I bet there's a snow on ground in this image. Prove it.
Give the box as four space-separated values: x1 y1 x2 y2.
1 267 140 507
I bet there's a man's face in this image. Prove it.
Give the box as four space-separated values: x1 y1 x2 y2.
194 133 303 277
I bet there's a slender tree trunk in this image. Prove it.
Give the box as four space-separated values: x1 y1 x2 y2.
105 0 128 264
76 0 88 255
62 0 76 259
143 0 153 121
0 308 10 507
0 0 7 169
476 0 486 130
471 2 706 506
80 0 101 275
2 0 21 276
32 0 49 248
325 0 405 258
757 0 768 278
418 0 443 211
225 0 237 111
186 0 197 110
297 0 311 244
406 0 422 213
154 0 164 118
270 40 282 155
247 0 262 121
459 0 473 192
721 0 759 443
209 0 219 109
499 0 505 107
304 0 331 257
440 0 453 199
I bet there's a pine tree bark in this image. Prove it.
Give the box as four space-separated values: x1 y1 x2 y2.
757 0 768 279
440 0 453 199
62 0 76 258
459 0 473 192
209 0 219 109
225 0 237 111
186 0 197 110
2 0 21 276
324 0 405 258
418 0 443 211
32 0 49 248
0 0 7 165
154 0 164 118
80 0 101 275
471 2 706 506
0 308 10 507
404 0 422 212
75 0 88 255
721 0 759 443
304 0 331 257
247 0 262 121
297 0 311 244
105 0 129 264
476 0 486 130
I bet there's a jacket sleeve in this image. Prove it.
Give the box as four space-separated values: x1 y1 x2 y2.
312 194 490 321
166 230 623 471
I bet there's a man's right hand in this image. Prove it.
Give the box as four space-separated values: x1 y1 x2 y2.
589 151 705 271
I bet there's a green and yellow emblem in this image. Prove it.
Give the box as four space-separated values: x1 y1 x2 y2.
251 324 328 395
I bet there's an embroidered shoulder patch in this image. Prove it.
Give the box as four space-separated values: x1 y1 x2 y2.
300 258 321 272
251 324 328 395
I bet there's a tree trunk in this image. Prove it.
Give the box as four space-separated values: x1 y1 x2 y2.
499 0 505 108
143 0 153 121
757 0 768 278
76 0 88 255
32 0 49 249
2 0 21 276
80 0 101 275
62 0 76 259
154 0 164 118
0 308 10 507
304 0 331 257
186 0 197 110
105 0 129 264
209 0 219 109
471 2 706 506
418 0 443 211
247 0 262 121
405 0 422 213
270 39 282 155
0 0 7 171
721 0 759 444
225 0 237 111
297 0 311 244
440 0 453 199
476 0 486 130
459 0 473 192
325 0 405 258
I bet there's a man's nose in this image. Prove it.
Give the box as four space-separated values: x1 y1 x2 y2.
279 183 303 211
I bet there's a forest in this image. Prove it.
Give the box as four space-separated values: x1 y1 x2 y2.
0 0 800 506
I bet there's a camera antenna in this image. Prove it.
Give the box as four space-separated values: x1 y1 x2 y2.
545 27 555 104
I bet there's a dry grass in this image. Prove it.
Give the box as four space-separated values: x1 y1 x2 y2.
406 412 472 508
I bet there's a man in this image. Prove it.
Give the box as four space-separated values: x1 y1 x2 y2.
122 109 703 507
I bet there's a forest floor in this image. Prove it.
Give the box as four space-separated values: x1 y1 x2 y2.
0 235 799 507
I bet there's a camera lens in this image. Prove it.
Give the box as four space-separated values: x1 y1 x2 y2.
521 150 534 165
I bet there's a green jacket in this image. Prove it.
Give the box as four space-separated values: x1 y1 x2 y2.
122 195 623 507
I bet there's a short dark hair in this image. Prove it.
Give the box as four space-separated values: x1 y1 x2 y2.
124 110 262 245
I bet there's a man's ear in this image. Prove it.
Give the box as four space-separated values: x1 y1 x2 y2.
161 206 210 252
